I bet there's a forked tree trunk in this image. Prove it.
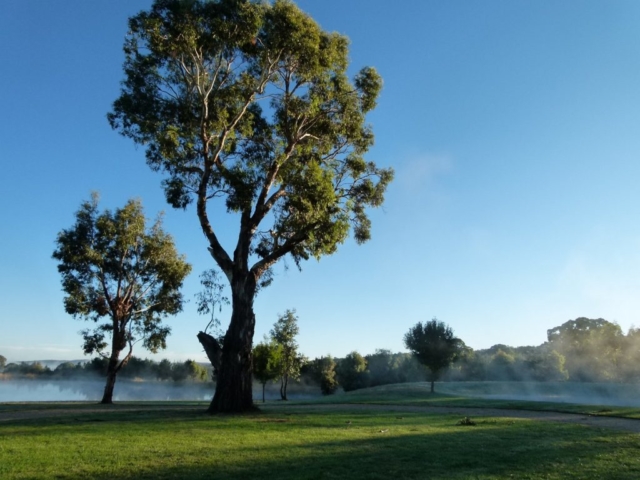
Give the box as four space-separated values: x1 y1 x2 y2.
208 275 257 413
101 325 131 404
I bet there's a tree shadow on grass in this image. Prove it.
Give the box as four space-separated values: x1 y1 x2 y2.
50 413 640 480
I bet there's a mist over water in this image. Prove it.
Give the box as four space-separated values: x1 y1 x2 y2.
0 379 319 402
0 380 214 402
6 376 639 406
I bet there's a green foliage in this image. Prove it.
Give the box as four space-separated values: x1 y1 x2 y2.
488 349 517 380
195 268 229 337
108 0 392 303
0 356 212 383
270 309 303 399
53 195 191 359
404 319 464 391
522 348 569 382
84 356 109 376
0 355 6 370
3 362 52 377
365 349 396 386
336 351 368 392
109 0 393 411
171 360 210 382
53 362 84 378
253 340 282 386
109 0 392 241
619 328 640 382
547 317 624 381
157 358 173 381
309 355 339 395
52 195 191 402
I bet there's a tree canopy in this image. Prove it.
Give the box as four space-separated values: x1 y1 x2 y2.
108 0 392 412
252 339 282 402
404 319 464 393
336 351 368 391
547 317 624 381
309 355 339 395
52 194 191 403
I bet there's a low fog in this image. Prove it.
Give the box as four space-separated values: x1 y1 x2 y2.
4 317 640 406
0 379 321 403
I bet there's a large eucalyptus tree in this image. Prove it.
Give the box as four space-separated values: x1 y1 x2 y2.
108 0 393 412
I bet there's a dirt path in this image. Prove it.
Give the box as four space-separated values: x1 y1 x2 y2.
2 402 640 433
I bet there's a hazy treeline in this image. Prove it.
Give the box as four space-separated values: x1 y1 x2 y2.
4 317 638 395
301 350 427 393
445 317 640 383
300 317 640 394
0 357 211 383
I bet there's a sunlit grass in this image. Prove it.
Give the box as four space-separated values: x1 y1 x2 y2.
2 401 640 479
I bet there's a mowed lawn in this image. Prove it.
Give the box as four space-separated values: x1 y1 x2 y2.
2 400 640 479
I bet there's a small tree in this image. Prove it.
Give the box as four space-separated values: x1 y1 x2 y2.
404 319 464 393
53 194 191 404
253 340 282 402
311 356 339 395
336 351 368 391
0 355 6 371
270 309 302 400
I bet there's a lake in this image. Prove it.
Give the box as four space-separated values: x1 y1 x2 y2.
0 379 214 402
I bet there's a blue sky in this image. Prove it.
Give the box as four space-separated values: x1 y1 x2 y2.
2 0 640 363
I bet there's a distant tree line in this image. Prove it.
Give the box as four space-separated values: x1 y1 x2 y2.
5 317 639 396
0 357 210 383
260 317 640 396
307 349 427 393
446 317 640 384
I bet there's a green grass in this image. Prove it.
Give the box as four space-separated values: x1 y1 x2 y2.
2 399 640 479
298 382 640 419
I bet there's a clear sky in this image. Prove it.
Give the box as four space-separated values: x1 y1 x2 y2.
2 0 640 364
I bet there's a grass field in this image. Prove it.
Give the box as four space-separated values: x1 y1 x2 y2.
2 384 640 479
302 382 640 419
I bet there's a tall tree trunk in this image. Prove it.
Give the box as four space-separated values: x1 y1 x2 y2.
262 382 266 403
208 275 257 413
280 374 289 400
101 355 120 404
